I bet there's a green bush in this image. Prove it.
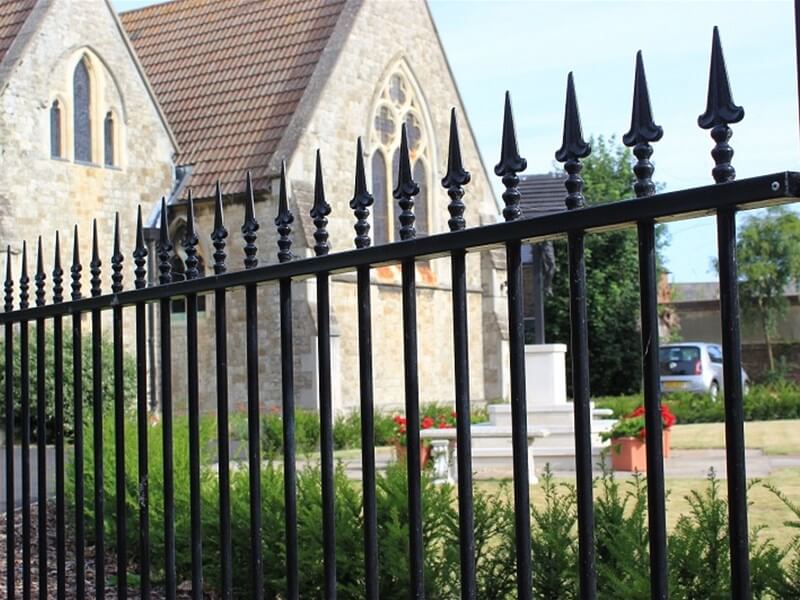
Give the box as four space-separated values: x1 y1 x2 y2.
68 418 800 598
0 327 136 443
595 381 800 425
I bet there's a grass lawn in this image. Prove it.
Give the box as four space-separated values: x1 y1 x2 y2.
670 419 800 455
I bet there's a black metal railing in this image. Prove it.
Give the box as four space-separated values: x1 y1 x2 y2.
2 25 800 600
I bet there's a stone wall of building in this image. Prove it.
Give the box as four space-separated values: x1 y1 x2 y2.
0 0 175 286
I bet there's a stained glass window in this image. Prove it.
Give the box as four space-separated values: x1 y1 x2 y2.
404 113 422 158
104 112 114 166
50 101 61 158
371 151 388 245
73 59 92 162
389 75 406 105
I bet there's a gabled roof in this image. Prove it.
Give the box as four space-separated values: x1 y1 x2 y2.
518 173 567 218
120 0 348 198
0 0 36 66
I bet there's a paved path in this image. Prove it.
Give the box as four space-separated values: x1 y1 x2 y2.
0 446 56 512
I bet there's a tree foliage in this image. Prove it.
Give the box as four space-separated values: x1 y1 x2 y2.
545 136 665 396
737 207 800 371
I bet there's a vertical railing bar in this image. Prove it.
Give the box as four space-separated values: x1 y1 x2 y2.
113 304 127 597
451 248 476 599
317 271 336 599
214 286 233 599
357 265 379 600
183 194 204 600
555 75 597 599
186 290 203 599
624 49 669 599
280 277 299 600
157 199 177 600
211 184 233 600
698 27 751 597
21 318 31 600
312 152 336 600
443 108 476 600
54 314 66 599
4 244 15 600
52 230 66 600
35 315 47 599
90 307 104 599
135 300 150 599
495 93 532 600
244 283 263 599
133 206 150 600
717 207 752 598
395 124 425 599
71 311 85 599
350 138 379 600
401 257 425 598
111 217 127 598
160 297 176 600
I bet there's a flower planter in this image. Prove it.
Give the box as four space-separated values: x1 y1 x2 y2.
394 442 431 468
610 437 647 472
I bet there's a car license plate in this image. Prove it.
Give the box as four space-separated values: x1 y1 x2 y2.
663 381 686 390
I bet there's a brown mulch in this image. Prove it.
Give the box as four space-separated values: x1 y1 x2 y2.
0 505 209 599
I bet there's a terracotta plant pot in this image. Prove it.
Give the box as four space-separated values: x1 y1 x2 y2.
610 437 647 472
663 428 671 458
394 442 431 468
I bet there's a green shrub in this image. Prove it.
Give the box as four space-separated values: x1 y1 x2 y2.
68 419 800 598
0 328 136 443
595 381 800 425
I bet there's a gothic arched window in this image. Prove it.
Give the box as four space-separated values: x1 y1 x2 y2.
50 101 62 159
104 112 114 166
369 68 433 243
73 58 92 162
371 151 388 246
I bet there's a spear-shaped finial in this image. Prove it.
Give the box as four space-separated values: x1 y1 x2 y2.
157 197 173 285
71 225 82 301
349 137 374 249
19 241 29 309
242 172 259 269
133 205 148 289
183 190 199 280
53 231 63 304
90 219 102 296
275 161 294 263
698 26 744 184
111 212 123 294
4 246 13 312
35 236 46 307
623 51 663 198
393 124 419 240
211 180 228 275
442 108 471 231
555 73 591 210
494 92 527 221
310 150 332 257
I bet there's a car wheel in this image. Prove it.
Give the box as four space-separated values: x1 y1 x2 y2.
709 381 720 401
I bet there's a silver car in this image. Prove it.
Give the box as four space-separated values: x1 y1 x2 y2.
659 342 749 400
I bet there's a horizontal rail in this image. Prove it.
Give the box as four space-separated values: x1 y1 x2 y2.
1 170 797 323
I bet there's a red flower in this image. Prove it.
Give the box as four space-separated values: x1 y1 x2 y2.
438 422 448 429
421 416 434 429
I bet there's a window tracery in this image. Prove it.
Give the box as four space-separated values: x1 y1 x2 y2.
369 68 432 243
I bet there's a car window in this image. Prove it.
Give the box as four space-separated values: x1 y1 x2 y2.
707 346 723 364
659 346 701 362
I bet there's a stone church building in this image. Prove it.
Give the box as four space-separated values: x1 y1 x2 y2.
0 0 509 414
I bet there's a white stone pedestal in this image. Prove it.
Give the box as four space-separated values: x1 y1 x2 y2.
524 343 568 406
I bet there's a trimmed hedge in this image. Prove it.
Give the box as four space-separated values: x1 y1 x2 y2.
595 381 800 424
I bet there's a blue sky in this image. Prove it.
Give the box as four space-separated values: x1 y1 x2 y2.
113 0 799 282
